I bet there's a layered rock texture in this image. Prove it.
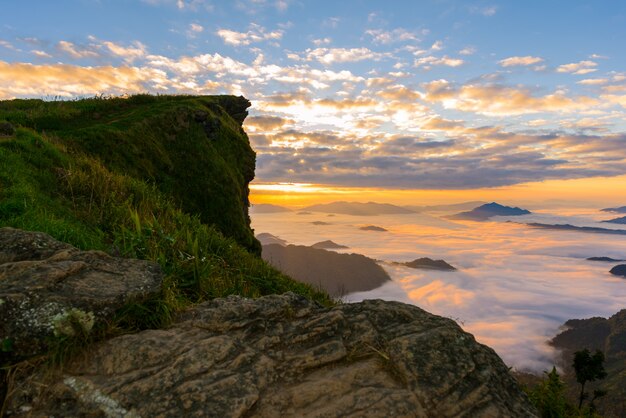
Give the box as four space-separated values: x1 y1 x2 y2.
7 293 536 417
0 227 163 360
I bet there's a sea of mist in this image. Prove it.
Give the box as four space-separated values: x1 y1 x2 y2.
251 206 626 372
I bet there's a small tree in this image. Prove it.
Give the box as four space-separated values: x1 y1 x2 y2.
573 349 607 409
528 367 567 418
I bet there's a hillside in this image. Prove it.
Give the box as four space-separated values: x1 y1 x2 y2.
550 310 626 417
0 95 331 310
0 95 536 417
262 243 390 297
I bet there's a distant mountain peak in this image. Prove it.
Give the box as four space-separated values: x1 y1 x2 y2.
601 205 626 214
448 202 531 221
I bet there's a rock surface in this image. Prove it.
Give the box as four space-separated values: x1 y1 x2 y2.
0 227 163 360
8 293 537 417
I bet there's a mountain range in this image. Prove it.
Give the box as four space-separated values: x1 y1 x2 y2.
303 201 415 216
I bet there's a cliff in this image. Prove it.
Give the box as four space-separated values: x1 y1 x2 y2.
0 95 536 416
1 95 258 252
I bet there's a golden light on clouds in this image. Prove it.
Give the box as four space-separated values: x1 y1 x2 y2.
250 174 626 208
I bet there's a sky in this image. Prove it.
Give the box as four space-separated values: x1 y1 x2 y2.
1 1 625 205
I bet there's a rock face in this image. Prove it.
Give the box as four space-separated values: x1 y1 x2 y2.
0 228 163 360
9 293 537 417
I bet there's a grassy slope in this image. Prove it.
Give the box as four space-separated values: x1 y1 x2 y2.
0 95 332 330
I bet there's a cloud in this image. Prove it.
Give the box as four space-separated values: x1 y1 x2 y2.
102 41 147 62
499 56 543 67
141 0 212 11
0 40 18 51
365 28 419 44
556 60 598 75
312 38 331 46
577 78 608 86
422 80 599 116
414 56 464 70
430 40 443 51
245 115 295 132
459 47 476 56
31 50 52 58
275 0 290 11
56 41 100 59
216 24 284 46
295 47 388 65
0 61 163 99
470 5 497 16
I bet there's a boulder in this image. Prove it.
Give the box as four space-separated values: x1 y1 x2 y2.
0 228 163 360
8 293 536 417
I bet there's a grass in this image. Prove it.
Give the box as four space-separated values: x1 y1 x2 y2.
0 95 332 347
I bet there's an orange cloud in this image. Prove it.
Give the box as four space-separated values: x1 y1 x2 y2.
0 61 162 98
422 80 599 115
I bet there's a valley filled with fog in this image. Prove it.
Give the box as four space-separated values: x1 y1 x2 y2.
251 203 626 371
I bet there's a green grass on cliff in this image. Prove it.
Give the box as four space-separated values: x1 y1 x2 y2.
0 95 332 330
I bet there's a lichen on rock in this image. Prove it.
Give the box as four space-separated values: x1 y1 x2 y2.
52 309 96 337
0 227 163 361
7 292 537 417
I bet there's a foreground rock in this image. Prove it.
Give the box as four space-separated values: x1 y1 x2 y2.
8 293 537 417
262 244 389 297
0 227 163 360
